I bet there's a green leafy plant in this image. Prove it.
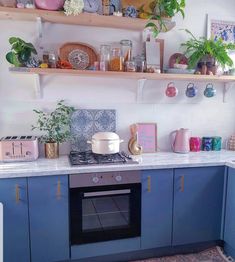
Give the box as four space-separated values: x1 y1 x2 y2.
32 100 75 143
6 37 37 67
181 29 235 69
145 0 185 37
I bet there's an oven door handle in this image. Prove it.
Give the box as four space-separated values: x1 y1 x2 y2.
84 189 131 198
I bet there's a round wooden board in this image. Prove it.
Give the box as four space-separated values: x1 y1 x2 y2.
59 42 98 69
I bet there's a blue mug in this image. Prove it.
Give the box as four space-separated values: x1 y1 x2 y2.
202 137 213 151
185 83 197 98
204 83 216 98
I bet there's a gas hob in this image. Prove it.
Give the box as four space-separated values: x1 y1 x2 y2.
69 151 138 166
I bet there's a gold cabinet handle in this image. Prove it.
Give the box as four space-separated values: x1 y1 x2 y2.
15 184 20 203
56 180 61 200
147 176 151 193
181 175 185 192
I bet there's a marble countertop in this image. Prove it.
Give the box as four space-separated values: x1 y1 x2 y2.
1 150 235 179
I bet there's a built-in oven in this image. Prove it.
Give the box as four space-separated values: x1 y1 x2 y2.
69 171 141 245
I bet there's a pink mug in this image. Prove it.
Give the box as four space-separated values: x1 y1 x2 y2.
190 137 201 152
165 82 178 97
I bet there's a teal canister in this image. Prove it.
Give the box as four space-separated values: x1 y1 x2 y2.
212 136 222 151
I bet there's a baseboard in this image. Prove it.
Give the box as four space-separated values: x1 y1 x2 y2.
61 240 223 262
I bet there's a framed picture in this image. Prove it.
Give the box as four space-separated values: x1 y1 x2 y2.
207 14 235 43
131 123 157 153
207 14 235 71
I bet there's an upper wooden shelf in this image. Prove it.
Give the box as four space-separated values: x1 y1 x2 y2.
0 6 176 31
9 67 235 83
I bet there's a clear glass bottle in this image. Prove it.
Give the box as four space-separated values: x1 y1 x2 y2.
99 44 111 71
120 39 132 63
110 47 124 71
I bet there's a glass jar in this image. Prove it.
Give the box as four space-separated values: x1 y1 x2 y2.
134 55 146 72
109 48 124 71
48 52 57 68
120 39 132 63
99 44 111 71
125 60 136 72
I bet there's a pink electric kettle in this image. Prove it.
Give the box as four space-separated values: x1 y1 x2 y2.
170 128 190 153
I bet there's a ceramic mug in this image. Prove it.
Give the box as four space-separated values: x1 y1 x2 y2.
202 137 213 151
165 82 178 97
190 137 201 152
204 83 216 98
185 83 197 98
212 136 222 151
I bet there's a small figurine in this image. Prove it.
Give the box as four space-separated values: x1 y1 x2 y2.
124 6 138 18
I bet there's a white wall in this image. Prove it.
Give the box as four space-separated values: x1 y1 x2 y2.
1 0 235 154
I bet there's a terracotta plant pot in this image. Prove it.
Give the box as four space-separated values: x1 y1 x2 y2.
44 142 59 159
35 0 65 11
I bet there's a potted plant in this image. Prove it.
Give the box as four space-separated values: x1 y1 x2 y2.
145 0 186 37
6 37 37 67
32 100 75 159
181 29 235 74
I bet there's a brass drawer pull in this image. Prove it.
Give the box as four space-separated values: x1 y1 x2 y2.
147 176 151 193
181 175 185 192
56 180 61 200
15 184 20 203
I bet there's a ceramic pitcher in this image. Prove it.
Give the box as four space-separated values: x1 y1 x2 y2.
170 128 190 153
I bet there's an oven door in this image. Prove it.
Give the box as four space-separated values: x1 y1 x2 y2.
70 183 141 245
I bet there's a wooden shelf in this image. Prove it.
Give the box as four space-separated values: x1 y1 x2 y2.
9 67 235 82
0 6 176 31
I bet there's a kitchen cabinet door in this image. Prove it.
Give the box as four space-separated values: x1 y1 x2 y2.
224 167 235 259
28 175 70 262
173 166 225 246
0 178 30 262
141 169 173 249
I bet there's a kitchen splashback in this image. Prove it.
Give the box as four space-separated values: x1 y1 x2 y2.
70 109 116 152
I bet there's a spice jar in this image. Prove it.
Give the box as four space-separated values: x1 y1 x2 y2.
99 44 111 71
134 55 146 72
120 39 132 63
125 60 136 72
110 48 124 71
48 52 57 68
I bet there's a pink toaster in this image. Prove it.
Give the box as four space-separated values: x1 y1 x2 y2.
0 136 39 162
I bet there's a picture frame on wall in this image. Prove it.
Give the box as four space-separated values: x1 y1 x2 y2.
207 14 235 43
131 123 157 153
207 14 235 71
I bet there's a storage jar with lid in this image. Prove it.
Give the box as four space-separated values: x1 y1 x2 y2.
120 39 132 63
99 44 111 71
109 48 124 71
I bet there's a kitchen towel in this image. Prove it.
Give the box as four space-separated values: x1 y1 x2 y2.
71 109 116 152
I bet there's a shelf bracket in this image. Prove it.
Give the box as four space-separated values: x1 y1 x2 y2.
34 74 42 99
223 82 235 103
137 78 147 102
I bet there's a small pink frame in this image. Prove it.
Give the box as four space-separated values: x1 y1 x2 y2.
136 123 157 153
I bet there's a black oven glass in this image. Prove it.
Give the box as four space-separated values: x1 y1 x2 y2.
70 183 141 245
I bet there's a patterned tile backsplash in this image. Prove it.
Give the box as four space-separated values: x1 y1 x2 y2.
71 109 116 152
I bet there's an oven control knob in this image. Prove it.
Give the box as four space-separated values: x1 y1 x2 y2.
115 175 122 182
92 177 99 184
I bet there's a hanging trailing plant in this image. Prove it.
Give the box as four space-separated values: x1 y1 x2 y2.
145 0 186 38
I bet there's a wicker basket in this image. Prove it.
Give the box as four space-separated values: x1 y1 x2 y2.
0 0 16 7
59 42 98 70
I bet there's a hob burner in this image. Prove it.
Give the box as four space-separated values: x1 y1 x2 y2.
69 150 138 166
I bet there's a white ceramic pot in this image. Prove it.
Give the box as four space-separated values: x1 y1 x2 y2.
87 132 124 154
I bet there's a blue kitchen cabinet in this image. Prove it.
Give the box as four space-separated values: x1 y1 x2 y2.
173 166 225 246
224 167 235 259
0 178 30 262
28 175 70 262
141 169 173 249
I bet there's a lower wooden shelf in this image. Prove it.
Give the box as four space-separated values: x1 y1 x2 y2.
8 67 235 102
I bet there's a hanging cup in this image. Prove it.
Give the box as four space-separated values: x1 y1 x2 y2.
165 82 178 97
185 83 197 98
204 83 216 98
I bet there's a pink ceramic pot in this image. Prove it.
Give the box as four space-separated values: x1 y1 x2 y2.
35 0 65 11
